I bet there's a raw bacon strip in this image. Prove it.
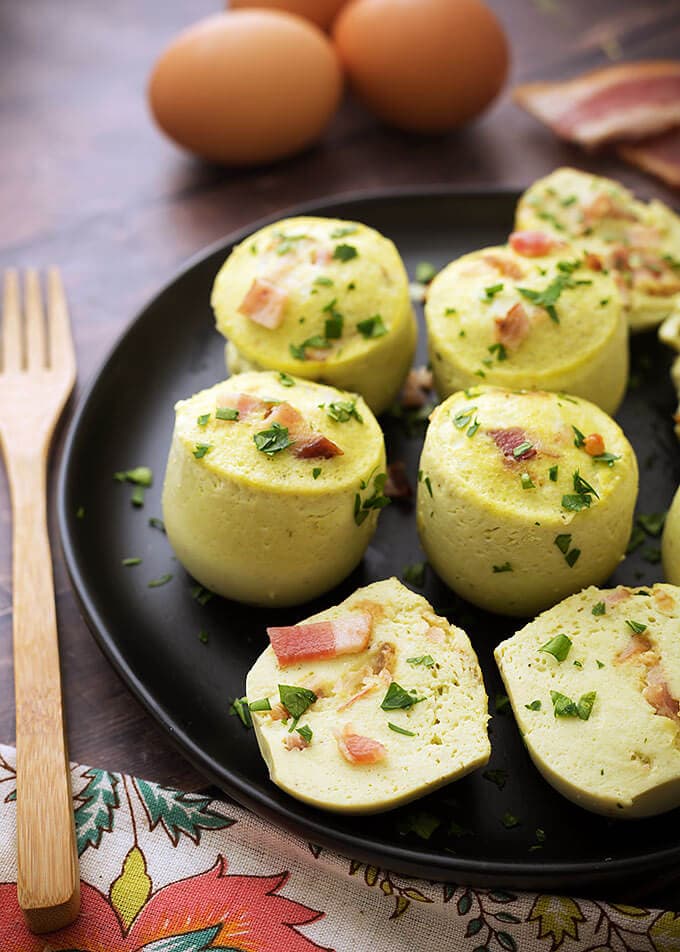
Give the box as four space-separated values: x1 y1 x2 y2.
489 426 537 461
384 461 412 500
643 664 680 722
619 127 680 188
267 612 372 667
336 725 387 765
509 231 564 257
266 402 343 459
494 303 531 351
616 634 653 663
238 278 287 329
514 61 680 148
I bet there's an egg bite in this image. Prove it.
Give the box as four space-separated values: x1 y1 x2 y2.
515 167 680 332
211 216 417 415
425 237 626 414
495 584 680 817
416 387 638 617
662 486 680 585
245 577 490 814
162 371 387 606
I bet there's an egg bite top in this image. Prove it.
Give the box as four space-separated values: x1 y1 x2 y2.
515 167 680 332
211 216 416 414
246 577 490 814
495 584 680 817
425 239 626 413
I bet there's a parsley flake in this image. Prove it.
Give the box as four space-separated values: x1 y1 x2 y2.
403 562 427 587
592 601 606 616
407 655 435 667
388 722 416 737
521 473 535 490
296 724 313 744
253 423 292 455
331 226 358 239
540 634 572 662
216 407 239 421
525 700 542 711
312 467 321 479
248 698 272 712
483 769 507 790
325 400 363 423
493 562 513 573
279 372 295 387
572 425 586 448
197 413 211 426
415 261 437 283
356 315 387 338
625 619 647 634
549 464 559 481
230 697 252 728
193 443 212 459
278 685 317 720
148 573 173 588
482 283 504 301
381 682 425 711
333 243 358 262
122 557 142 567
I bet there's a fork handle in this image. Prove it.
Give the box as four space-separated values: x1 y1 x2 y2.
8 450 80 932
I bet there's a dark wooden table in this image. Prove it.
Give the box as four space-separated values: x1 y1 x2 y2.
1 0 679 851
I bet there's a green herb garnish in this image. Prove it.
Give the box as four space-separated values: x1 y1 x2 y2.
197 413 211 426
148 573 173 588
314 276 334 287
381 682 425 711
198 630 209 644
525 700 542 711
248 698 272 712
331 226 358 239
278 685 317 720
296 724 313 744
216 406 239 421
493 562 513 573
483 769 507 789
540 634 572 662
592 601 606 616
453 406 477 429
122 557 142 567
191 584 214 606
488 342 508 362
388 722 416 737
637 511 667 536
482 283 504 300
551 690 597 720
407 655 435 667
554 534 571 554
114 466 153 487
415 261 437 283
625 619 647 634
312 467 321 479
131 485 145 508
230 696 252 728
356 314 387 338
513 440 533 458
193 443 212 459
521 473 535 490
495 693 511 714
253 423 292 455
403 562 426 587
325 400 363 423
333 243 358 262
354 472 390 525
549 464 559 481
517 272 579 323
148 517 165 532
502 812 520 829
572 426 586 448
592 452 620 466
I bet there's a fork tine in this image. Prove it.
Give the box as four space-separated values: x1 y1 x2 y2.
25 270 47 370
3 269 23 371
46 268 75 373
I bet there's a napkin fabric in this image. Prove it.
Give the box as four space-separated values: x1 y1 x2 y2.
0 745 677 951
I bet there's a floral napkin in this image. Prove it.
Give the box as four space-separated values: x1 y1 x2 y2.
0 745 677 951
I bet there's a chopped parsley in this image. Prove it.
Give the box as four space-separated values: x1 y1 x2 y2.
356 314 387 338
148 517 165 532
495 693 511 714
407 655 435 667
467 417 480 438
643 546 661 564
147 573 173 588
312 467 321 479
403 562 427 587
354 472 390 525
388 722 416 737
193 443 212 459
554 533 571 554
279 372 295 387
625 619 647 634
198 630 209 645
397 811 441 840
453 406 477 429
296 724 313 744
290 335 331 360
275 232 308 255
131 485 145 508
517 271 582 323
253 422 292 455
637 511 667 537
331 225 358 239
215 406 239 421
562 470 598 511
549 464 559 482
525 699 542 711
76 506 85 519
424 475 433 497
322 298 344 338
333 243 358 262
230 697 252 728
114 466 153 487
122 557 142 567
493 562 513 573
502 812 520 829
565 549 581 567
482 283 504 301
415 261 437 283
592 452 620 466
513 440 533 458
521 473 535 490
488 342 508 362
550 689 597 720
197 413 211 426
572 425 586 448
314 276 334 287
278 684 317 720
597 660 605 669
248 698 272 712
381 682 425 711
325 399 363 423
483 769 507 790
539 634 572 662
627 524 646 554
191 584 214 606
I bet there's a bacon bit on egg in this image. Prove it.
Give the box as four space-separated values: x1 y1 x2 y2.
584 252 604 271
335 724 387 765
283 733 310 751
604 586 631 608
270 703 289 721
267 612 373 668
370 641 396 677
482 252 524 278
426 626 446 643
401 366 434 409
266 402 343 459
616 634 653 664
643 664 680 722
215 392 273 420
655 589 676 614
584 433 606 456
509 231 565 257
494 302 531 351
583 194 639 226
309 246 332 266
489 426 537 461
238 278 287 329
384 461 412 500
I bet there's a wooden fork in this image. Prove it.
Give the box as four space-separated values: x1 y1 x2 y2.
0 269 79 932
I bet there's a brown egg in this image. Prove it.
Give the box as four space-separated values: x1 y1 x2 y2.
229 0 349 30
333 0 509 133
148 11 343 165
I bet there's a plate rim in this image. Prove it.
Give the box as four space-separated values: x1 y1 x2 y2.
57 185 680 887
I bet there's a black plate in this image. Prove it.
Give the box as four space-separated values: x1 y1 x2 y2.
58 189 680 893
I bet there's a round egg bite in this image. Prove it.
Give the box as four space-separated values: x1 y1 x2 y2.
416 387 638 617
425 238 627 414
246 578 490 814
211 216 417 415
515 166 680 333
495 584 680 818
662 485 680 585
162 371 387 606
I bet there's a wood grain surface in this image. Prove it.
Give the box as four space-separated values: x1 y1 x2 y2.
1 0 679 888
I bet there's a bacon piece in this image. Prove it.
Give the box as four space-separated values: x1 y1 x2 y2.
509 231 564 258
384 461 412 500
584 433 605 456
401 366 433 409
267 612 372 667
583 194 639 227
426 626 446 643
604 587 631 608
215 392 272 421
336 725 387 765
238 278 287 329
266 402 343 460
655 589 676 614
643 665 680 722
494 302 531 351
370 641 396 677
489 426 537 461
584 253 603 271
619 127 680 188
270 703 289 721
514 62 680 149
482 252 524 278
309 246 332 265
616 634 653 664
283 733 310 751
